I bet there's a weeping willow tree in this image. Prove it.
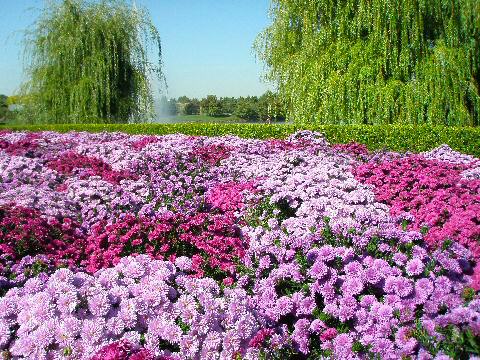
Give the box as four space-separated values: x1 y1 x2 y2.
255 0 480 126
20 0 163 124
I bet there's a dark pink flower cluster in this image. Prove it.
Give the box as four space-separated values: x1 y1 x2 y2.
47 151 108 175
0 133 42 157
177 210 246 276
84 210 246 277
353 156 480 257
84 213 179 273
206 181 257 212
189 144 232 165
47 151 137 184
0 204 84 267
248 328 275 348
91 340 155 360
0 202 248 280
130 136 160 150
332 142 369 156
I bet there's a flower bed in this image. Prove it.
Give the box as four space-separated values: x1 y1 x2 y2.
0 130 478 359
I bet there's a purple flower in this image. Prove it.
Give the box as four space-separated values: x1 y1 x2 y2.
0 131 477 359
309 319 326 333
0 321 10 348
332 333 354 358
395 326 417 356
81 318 105 345
292 319 310 354
174 256 192 272
397 277 414 298
308 260 328 279
414 278 434 304
88 292 111 317
364 266 382 284
341 277 364 295
359 295 377 309
435 276 452 294
392 252 408 266
316 245 336 262
406 258 425 276
344 261 363 277
376 304 393 322
275 296 294 316
338 296 358 321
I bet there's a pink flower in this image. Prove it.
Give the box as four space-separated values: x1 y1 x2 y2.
223 277 234 286
248 328 274 348
90 340 131 360
320 328 338 342
131 238 143 246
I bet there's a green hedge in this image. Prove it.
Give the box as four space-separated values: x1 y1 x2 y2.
1 123 479 157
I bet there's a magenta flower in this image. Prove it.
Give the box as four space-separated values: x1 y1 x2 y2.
320 328 338 342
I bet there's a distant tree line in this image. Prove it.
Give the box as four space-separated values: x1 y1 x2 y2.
0 95 13 123
0 95 30 123
158 91 286 122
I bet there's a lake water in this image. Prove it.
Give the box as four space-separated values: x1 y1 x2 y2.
152 116 184 124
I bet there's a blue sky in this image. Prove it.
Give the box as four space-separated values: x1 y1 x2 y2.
0 0 273 99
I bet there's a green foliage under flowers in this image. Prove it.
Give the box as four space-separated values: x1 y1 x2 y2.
1 123 480 156
244 197 295 229
413 320 480 359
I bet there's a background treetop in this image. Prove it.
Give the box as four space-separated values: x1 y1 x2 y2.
20 0 164 124
256 0 480 126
